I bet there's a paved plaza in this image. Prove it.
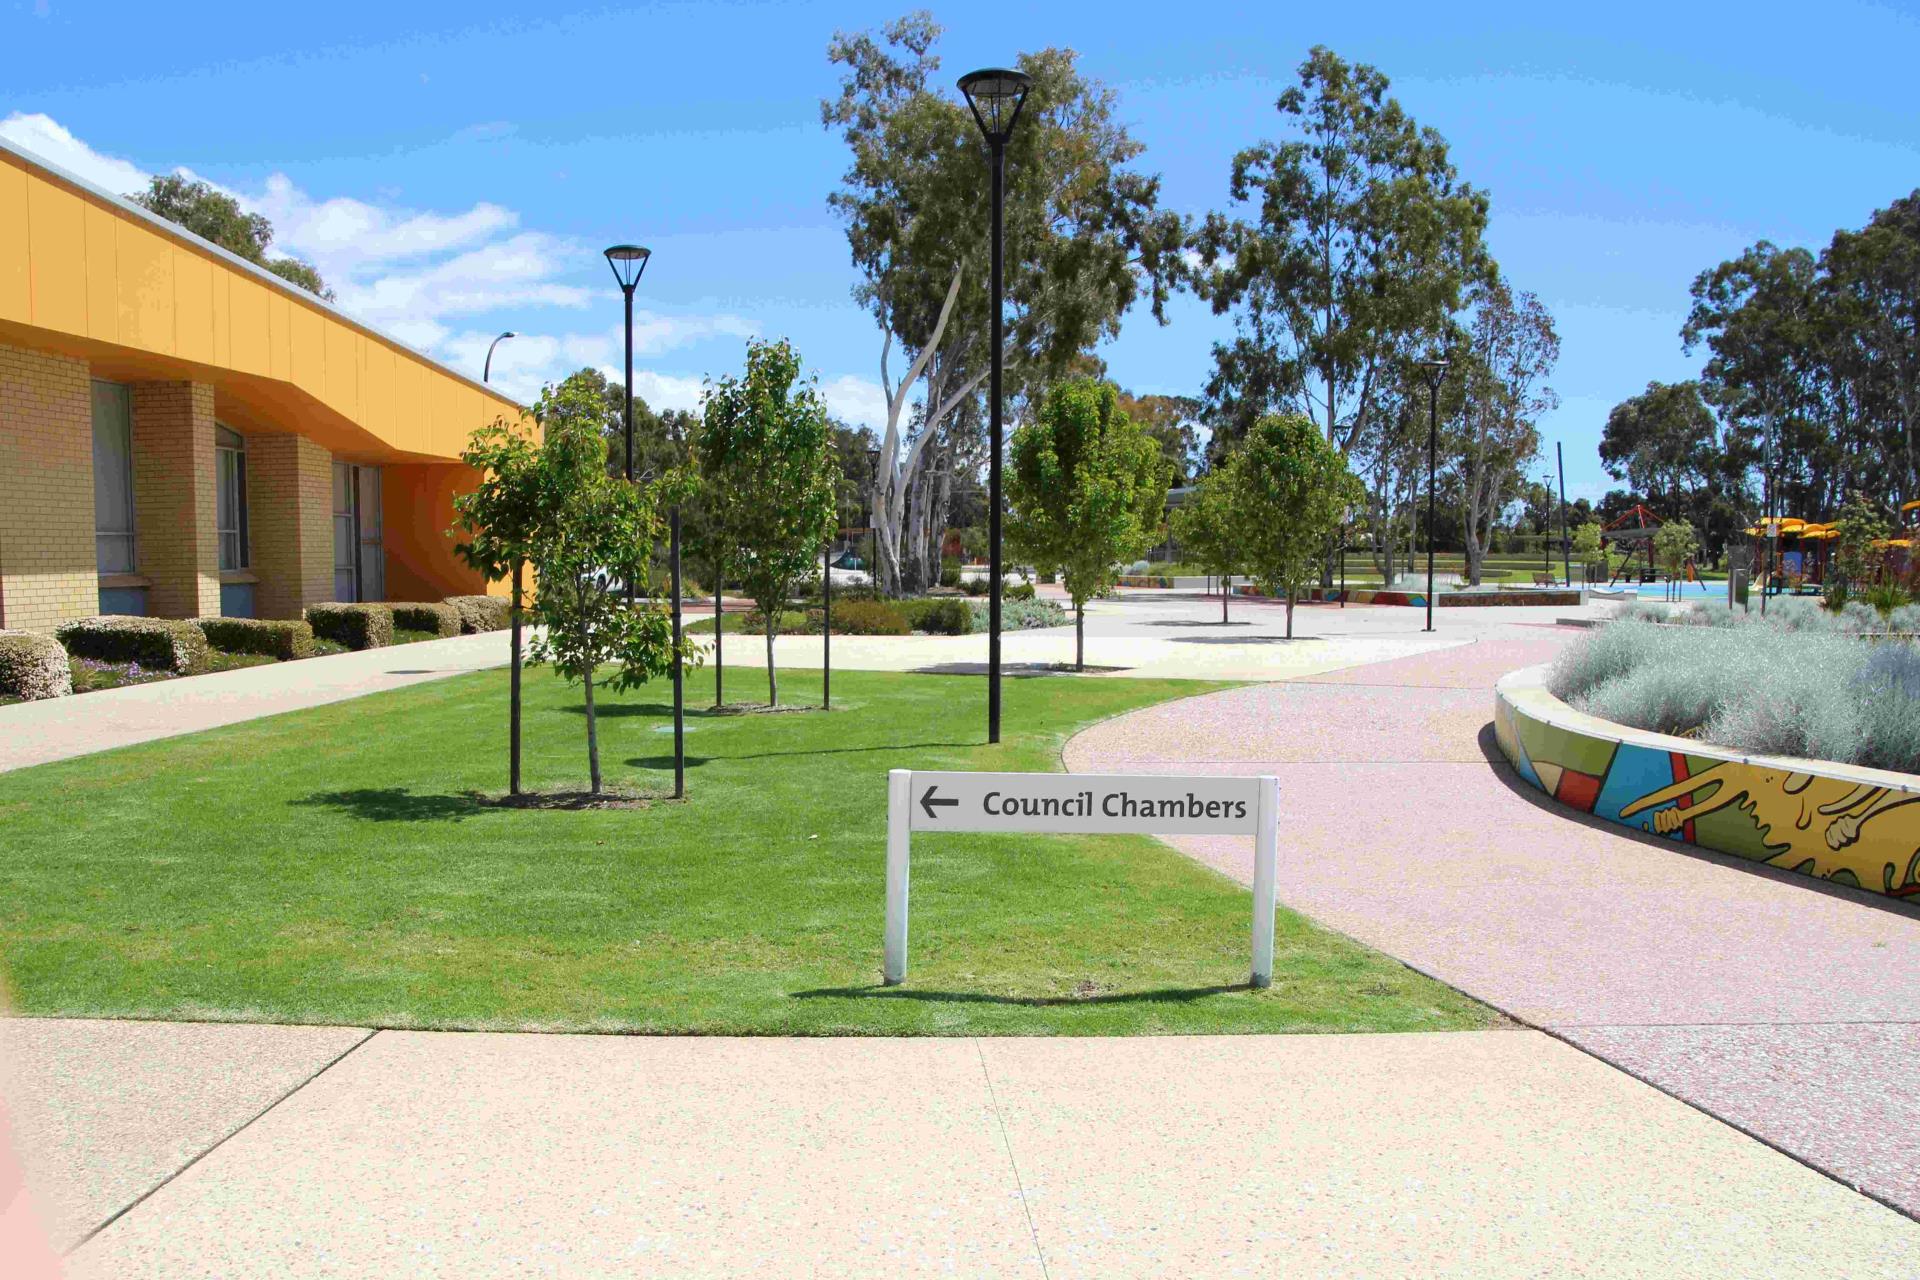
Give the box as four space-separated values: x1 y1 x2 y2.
5 589 1917 1276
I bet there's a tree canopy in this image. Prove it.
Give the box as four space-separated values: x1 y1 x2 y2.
129 174 333 300
1006 380 1170 667
1227 413 1363 636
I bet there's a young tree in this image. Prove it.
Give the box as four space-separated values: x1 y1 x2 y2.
129 174 333 299
823 15 1186 594
694 339 840 707
1233 414 1364 637
1653 519 1698 602
451 416 543 795
1006 381 1171 668
1170 467 1246 622
1832 491 1892 596
1570 521 1607 586
525 382 684 795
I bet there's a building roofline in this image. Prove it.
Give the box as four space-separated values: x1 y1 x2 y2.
0 133 524 413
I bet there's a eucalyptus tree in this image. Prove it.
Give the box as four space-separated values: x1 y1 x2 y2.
1451 278 1557 585
822 14 1185 594
1193 46 1489 460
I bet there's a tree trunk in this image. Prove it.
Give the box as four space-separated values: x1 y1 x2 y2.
582 662 601 795
1075 602 1085 671
1285 588 1295 639
1222 581 1230 624
509 561 523 796
713 578 724 708
765 614 778 707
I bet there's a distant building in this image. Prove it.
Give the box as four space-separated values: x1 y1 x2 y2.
0 137 519 629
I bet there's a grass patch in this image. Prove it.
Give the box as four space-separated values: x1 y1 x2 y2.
0 665 1493 1037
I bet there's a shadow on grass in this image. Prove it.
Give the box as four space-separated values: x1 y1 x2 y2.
294 787 491 822
626 741 972 768
791 982 1248 1007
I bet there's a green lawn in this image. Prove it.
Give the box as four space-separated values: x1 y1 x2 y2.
0 664 1493 1036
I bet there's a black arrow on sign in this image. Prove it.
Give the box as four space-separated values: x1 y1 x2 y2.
920 785 959 821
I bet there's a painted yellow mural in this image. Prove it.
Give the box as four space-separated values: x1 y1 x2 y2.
1496 680 1920 899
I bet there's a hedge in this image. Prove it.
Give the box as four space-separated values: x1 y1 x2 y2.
196 617 316 661
55 615 209 673
391 602 460 638
305 603 394 650
0 630 71 700
446 594 511 634
897 598 974 636
824 599 910 635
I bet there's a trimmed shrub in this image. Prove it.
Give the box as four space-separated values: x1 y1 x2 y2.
196 617 316 661
1005 580 1036 603
55 615 209 674
898 597 974 636
826 599 910 636
0 630 72 700
305 603 394 650
998 598 1068 632
391 602 460 639
446 594 511 634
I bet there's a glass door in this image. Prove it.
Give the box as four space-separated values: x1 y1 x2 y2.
331 462 386 603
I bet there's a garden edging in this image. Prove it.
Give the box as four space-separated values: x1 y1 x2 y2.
1494 664 1920 899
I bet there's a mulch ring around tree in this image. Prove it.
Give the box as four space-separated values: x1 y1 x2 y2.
483 786 678 811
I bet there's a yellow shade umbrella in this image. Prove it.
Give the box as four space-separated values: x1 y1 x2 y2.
1902 500 1920 513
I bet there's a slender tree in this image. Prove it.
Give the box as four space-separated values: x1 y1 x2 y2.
1451 278 1557 584
1006 380 1170 668
450 416 544 795
694 339 839 707
1232 414 1364 637
1170 466 1246 623
524 381 685 795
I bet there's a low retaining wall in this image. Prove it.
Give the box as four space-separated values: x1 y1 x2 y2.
1229 585 1582 608
1495 665 1920 899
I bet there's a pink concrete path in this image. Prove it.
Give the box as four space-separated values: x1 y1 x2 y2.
1065 617 1920 1220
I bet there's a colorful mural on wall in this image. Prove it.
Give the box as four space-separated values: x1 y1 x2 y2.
1496 680 1920 899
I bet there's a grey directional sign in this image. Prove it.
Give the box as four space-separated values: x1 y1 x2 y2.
906 770 1261 834
884 768 1279 990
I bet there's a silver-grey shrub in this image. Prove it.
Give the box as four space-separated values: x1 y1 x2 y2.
1549 618 1920 772
0 630 72 700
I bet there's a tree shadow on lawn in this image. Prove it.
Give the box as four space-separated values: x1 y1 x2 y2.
626 741 972 768
791 982 1249 1007
293 787 492 822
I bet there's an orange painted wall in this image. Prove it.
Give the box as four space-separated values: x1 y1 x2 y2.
382 462 499 602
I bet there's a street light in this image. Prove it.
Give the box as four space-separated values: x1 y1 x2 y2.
959 65 1032 747
483 331 517 384
602 243 683 798
1418 357 1450 634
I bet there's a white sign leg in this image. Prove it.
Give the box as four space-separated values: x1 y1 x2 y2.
884 768 912 985
1250 774 1278 988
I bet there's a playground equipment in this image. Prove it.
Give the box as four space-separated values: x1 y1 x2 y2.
1601 504 1663 586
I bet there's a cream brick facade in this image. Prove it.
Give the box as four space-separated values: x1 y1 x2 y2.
249 433 335 619
130 381 222 619
0 341 96 631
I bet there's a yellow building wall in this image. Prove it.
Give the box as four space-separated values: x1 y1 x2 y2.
0 146 521 465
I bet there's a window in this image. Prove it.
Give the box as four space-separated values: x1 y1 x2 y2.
91 381 135 574
216 426 249 571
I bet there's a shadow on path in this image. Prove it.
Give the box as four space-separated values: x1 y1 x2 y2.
791 983 1247 1007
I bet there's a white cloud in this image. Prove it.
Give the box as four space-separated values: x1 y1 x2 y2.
818 374 889 430
0 113 763 402
0 112 149 195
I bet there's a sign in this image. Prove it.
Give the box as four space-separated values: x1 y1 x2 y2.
884 769 1279 989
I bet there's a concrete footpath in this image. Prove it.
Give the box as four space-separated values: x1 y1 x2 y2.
4 1019 1916 1278
1066 614 1920 1221
0 630 515 773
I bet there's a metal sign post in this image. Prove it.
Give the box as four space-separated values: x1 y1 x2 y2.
884 770 1279 989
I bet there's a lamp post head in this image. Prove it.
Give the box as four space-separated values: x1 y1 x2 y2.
603 244 651 293
958 68 1033 145
1417 357 1451 392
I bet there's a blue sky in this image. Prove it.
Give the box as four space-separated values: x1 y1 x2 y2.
6 0 1919 499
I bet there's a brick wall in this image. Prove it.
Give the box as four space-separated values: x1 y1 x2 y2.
249 433 335 619
0 342 96 631
130 381 221 618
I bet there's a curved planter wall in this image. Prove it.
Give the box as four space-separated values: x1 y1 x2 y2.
1495 665 1920 900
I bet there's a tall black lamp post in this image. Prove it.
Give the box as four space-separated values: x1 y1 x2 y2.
603 244 683 797
1418 358 1450 634
959 67 1031 746
483 330 520 792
